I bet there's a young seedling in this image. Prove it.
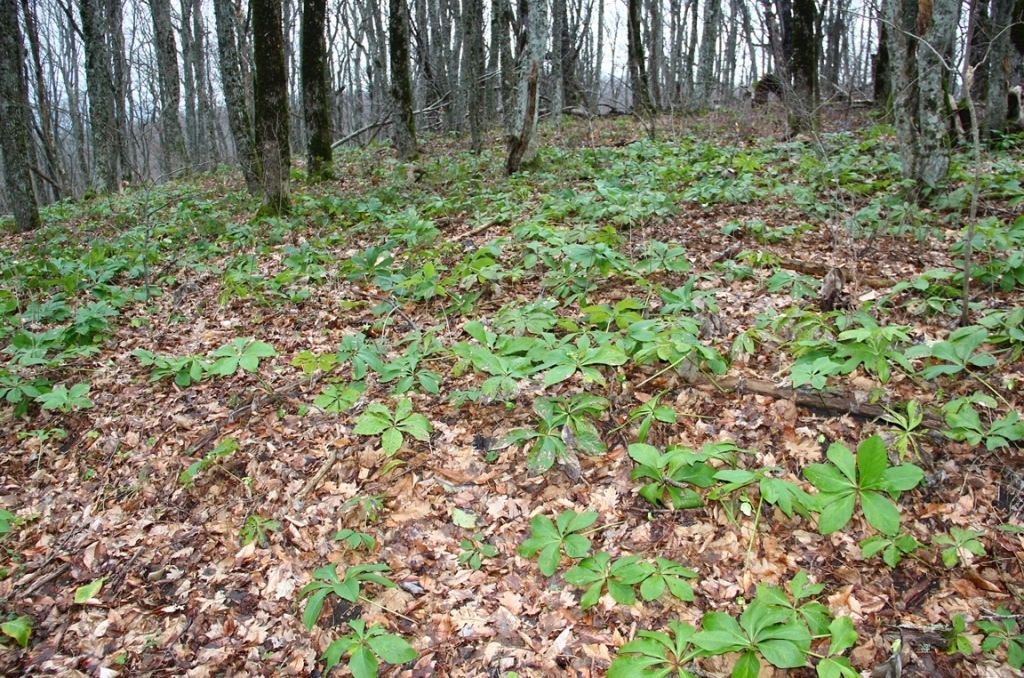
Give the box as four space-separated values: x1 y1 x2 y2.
803 435 923 536
518 509 598 576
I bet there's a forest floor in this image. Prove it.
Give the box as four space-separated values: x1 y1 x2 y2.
1 108 1023 678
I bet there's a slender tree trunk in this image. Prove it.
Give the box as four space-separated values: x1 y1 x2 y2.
389 0 418 158
647 0 662 107
190 1 218 165
789 0 817 133
462 0 485 147
213 0 259 192
886 0 960 193
0 0 39 231
79 0 120 193
628 0 652 110
302 0 333 176
106 0 132 182
150 0 188 174
506 0 545 174
20 0 66 199
683 0 699 100
695 0 720 107
983 0 1014 135
253 0 291 213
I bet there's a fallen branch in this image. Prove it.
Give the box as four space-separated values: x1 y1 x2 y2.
296 446 339 499
711 376 946 430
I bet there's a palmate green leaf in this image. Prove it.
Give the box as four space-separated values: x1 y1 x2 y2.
563 533 593 558
860 490 901 536
732 650 761 678
321 635 357 674
816 656 860 678
740 599 792 640
366 630 417 664
629 443 667 469
755 620 812 668
828 616 858 656
349 644 379 678
802 463 852 494
855 435 887 488
302 587 331 630
559 508 599 534
543 363 577 387
608 654 680 677
353 404 393 436
572 418 606 455
381 428 403 455
881 463 924 493
816 493 856 534
694 612 749 653
825 442 857 482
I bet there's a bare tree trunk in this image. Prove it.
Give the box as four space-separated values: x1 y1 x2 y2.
0 0 39 231
551 0 565 119
390 0 418 158
506 0 545 174
150 0 188 174
302 0 333 176
213 0 259 192
106 0 132 181
462 0 485 147
190 1 219 165
789 0 817 133
628 0 652 110
647 0 662 107
683 0 699 101
695 0 720 107
493 0 516 131
253 0 291 213
79 0 120 193
982 0 1014 135
886 0 960 193
20 0 67 199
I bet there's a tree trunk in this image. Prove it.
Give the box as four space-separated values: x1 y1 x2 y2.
0 0 39 231
789 0 817 133
982 0 1014 135
873 10 890 107
253 0 291 214
79 0 120 193
627 0 652 111
302 0 333 177
20 0 67 200
213 0 260 192
506 0 545 174
886 0 960 193
149 0 188 174
647 0 662 107
462 0 485 148
389 0 418 159
695 0 720 107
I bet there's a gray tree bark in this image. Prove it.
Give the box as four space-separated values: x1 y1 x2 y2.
253 0 291 213
628 0 652 111
389 0 418 159
886 0 961 192
213 0 259 192
506 0 545 174
0 0 40 231
695 0 721 107
79 0 120 193
302 0 333 176
462 0 485 148
149 0 188 174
